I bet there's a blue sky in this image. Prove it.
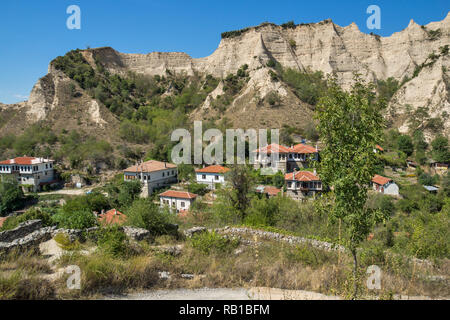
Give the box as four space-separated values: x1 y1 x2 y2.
0 0 448 104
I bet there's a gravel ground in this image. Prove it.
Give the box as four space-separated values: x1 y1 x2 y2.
103 287 341 300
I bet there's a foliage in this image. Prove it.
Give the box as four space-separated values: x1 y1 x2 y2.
190 230 239 254
224 165 255 219
376 77 399 103
0 177 25 216
96 226 129 257
125 198 176 236
0 207 54 231
187 182 209 196
105 178 142 209
397 134 414 156
314 77 387 296
177 164 195 182
431 135 450 163
280 68 327 105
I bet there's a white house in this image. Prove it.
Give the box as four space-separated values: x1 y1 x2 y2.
124 160 177 197
195 165 230 189
0 156 56 192
159 190 197 213
254 143 319 173
371 175 399 196
285 170 322 201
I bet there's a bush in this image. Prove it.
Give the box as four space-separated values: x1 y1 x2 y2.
408 210 449 259
190 231 239 254
53 233 81 251
125 199 176 236
52 208 98 229
96 227 129 257
187 182 209 196
0 177 25 216
397 135 414 156
0 208 54 231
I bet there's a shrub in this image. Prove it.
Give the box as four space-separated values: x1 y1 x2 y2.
53 233 81 251
125 199 176 236
52 208 98 229
187 182 209 196
96 227 129 257
397 135 414 156
0 177 25 216
0 208 54 231
190 231 239 254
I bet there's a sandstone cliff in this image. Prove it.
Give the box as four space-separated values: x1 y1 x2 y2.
1 13 449 138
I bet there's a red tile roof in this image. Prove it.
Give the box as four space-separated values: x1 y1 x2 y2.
0 157 53 165
285 171 320 182
375 145 384 152
159 190 198 199
372 174 392 186
98 209 127 226
288 143 318 154
264 186 281 196
254 143 290 154
124 160 176 173
196 165 230 174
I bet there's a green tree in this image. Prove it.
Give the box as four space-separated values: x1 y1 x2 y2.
397 135 414 156
125 198 175 236
0 177 25 216
315 77 388 298
431 135 450 163
224 165 255 220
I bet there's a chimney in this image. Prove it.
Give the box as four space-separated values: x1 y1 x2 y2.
164 161 167 168
313 168 317 176
101 209 105 215
113 209 117 216
315 144 318 151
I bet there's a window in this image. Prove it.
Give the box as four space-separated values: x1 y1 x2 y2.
172 170 175 175
45 164 48 169
215 175 219 180
162 172 165 177
202 174 206 180
288 182 292 188
181 202 185 208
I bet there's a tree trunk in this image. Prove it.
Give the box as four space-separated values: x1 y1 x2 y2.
351 248 358 300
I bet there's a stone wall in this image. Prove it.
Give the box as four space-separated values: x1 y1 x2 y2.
0 219 43 242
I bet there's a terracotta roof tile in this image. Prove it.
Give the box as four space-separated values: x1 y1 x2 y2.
372 174 392 186
0 157 54 165
285 171 320 182
159 190 198 199
124 160 177 173
196 165 230 174
288 143 318 154
0 217 7 228
264 186 281 196
98 209 127 226
254 143 290 154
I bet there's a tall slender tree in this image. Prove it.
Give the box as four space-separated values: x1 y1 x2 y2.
315 76 388 298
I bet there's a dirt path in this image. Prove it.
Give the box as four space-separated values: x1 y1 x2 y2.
104 287 341 300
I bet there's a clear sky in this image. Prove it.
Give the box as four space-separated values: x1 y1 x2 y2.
0 0 448 104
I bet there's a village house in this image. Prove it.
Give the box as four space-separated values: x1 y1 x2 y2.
253 143 319 173
284 170 322 201
195 165 230 189
371 174 399 196
98 209 127 226
123 160 177 197
255 185 282 198
159 190 197 213
0 156 56 192
429 160 448 175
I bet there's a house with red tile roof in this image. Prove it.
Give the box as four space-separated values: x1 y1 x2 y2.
98 209 127 226
253 143 319 173
123 160 178 197
195 165 230 189
0 156 56 192
285 170 322 201
371 174 399 196
159 190 198 213
255 185 282 198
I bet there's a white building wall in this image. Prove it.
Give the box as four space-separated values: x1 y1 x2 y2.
383 183 399 196
196 173 225 189
160 197 194 212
